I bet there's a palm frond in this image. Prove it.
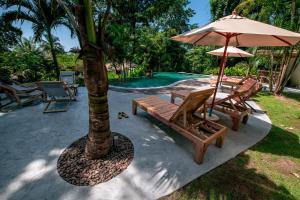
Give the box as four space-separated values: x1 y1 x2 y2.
2 10 38 24
32 23 45 42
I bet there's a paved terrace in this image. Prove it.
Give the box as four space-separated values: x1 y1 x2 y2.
0 80 271 200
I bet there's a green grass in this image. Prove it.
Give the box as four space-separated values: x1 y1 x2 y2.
162 92 300 200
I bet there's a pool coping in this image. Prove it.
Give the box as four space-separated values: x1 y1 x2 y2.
109 76 210 92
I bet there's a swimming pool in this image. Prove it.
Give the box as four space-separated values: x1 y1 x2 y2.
109 72 208 88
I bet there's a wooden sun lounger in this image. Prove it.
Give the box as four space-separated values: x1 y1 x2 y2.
233 82 263 112
60 71 79 96
0 81 43 106
171 78 257 131
38 81 76 113
210 76 247 87
132 88 227 164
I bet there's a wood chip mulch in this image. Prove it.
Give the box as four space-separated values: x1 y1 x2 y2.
57 132 134 186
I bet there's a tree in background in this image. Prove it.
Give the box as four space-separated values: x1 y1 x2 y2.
0 0 75 79
0 37 50 82
210 0 241 21
185 46 217 73
40 35 65 57
236 0 300 95
106 0 195 76
0 16 22 52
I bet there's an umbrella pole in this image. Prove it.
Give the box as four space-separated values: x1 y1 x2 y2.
220 54 228 86
209 36 230 116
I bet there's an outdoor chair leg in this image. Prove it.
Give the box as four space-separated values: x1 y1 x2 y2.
43 100 52 113
43 99 68 113
170 94 175 103
231 116 240 131
132 101 137 115
194 143 208 164
242 115 249 124
215 136 224 148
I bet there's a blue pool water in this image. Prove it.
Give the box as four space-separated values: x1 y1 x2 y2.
109 72 208 88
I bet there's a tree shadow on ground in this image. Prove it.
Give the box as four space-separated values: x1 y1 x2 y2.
162 152 297 200
143 115 297 200
1 88 298 200
283 92 300 103
253 125 300 159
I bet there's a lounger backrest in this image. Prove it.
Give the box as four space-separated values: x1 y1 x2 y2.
38 81 68 97
243 82 263 100
233 78 258 103
170 88 215 122
60 71 75 84
235 78 257 94
0 81 31 93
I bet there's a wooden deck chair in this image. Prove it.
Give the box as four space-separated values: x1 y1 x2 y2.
210 76 248 89
132 88 227 164
60 71 79 96
38 81 76 113
0 81 43 106
11 80 39 91
233 82 263 112
171 78 257 131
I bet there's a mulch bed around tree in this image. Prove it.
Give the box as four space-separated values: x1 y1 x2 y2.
57 132 134 186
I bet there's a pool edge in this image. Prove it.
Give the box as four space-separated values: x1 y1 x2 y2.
109 76 210 92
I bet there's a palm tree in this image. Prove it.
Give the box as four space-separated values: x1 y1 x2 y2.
0 16 22 51
40 35 65 57
1 0 75 79
56 0 113 159
77 0 113 159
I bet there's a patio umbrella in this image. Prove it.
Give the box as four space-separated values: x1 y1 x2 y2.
172 10 300 115
207 46 254 80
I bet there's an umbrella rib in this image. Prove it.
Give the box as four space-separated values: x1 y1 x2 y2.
193 32 211 45
272 35 292 46
235 34 240 46
215 32 227 37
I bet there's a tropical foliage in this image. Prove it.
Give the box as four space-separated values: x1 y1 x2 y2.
235 0 300 94
0 16 22 51
0 37 55 82
0 0 75 79
0 0 299 88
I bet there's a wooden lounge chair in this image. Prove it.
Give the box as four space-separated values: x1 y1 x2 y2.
38 81 76 113
171 78 258 131
210 76 250 91
60 71 79 96
0 81 43 106
132 88 227 164
233 82 263 112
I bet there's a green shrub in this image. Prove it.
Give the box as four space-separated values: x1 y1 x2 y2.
108 71 119 80
0 66 12 83
203 67 219 75
129 66 145 77
225 61 258 76
57 53 83 71
202 61 258 77
0 45 52 82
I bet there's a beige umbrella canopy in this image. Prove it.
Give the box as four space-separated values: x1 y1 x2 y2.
208 46 254 79
172 12 300 47
207 46 254 57
172 10 300 116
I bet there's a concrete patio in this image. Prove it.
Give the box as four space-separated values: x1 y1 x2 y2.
0 87 271 200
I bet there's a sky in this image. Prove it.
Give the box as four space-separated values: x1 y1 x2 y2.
1 0 211 51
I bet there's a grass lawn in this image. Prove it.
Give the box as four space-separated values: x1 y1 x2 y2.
162 92 300 200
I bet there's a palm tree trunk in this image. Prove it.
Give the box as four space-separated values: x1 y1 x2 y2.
269 49 274 93
76 0 112 159
46 30 60 80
